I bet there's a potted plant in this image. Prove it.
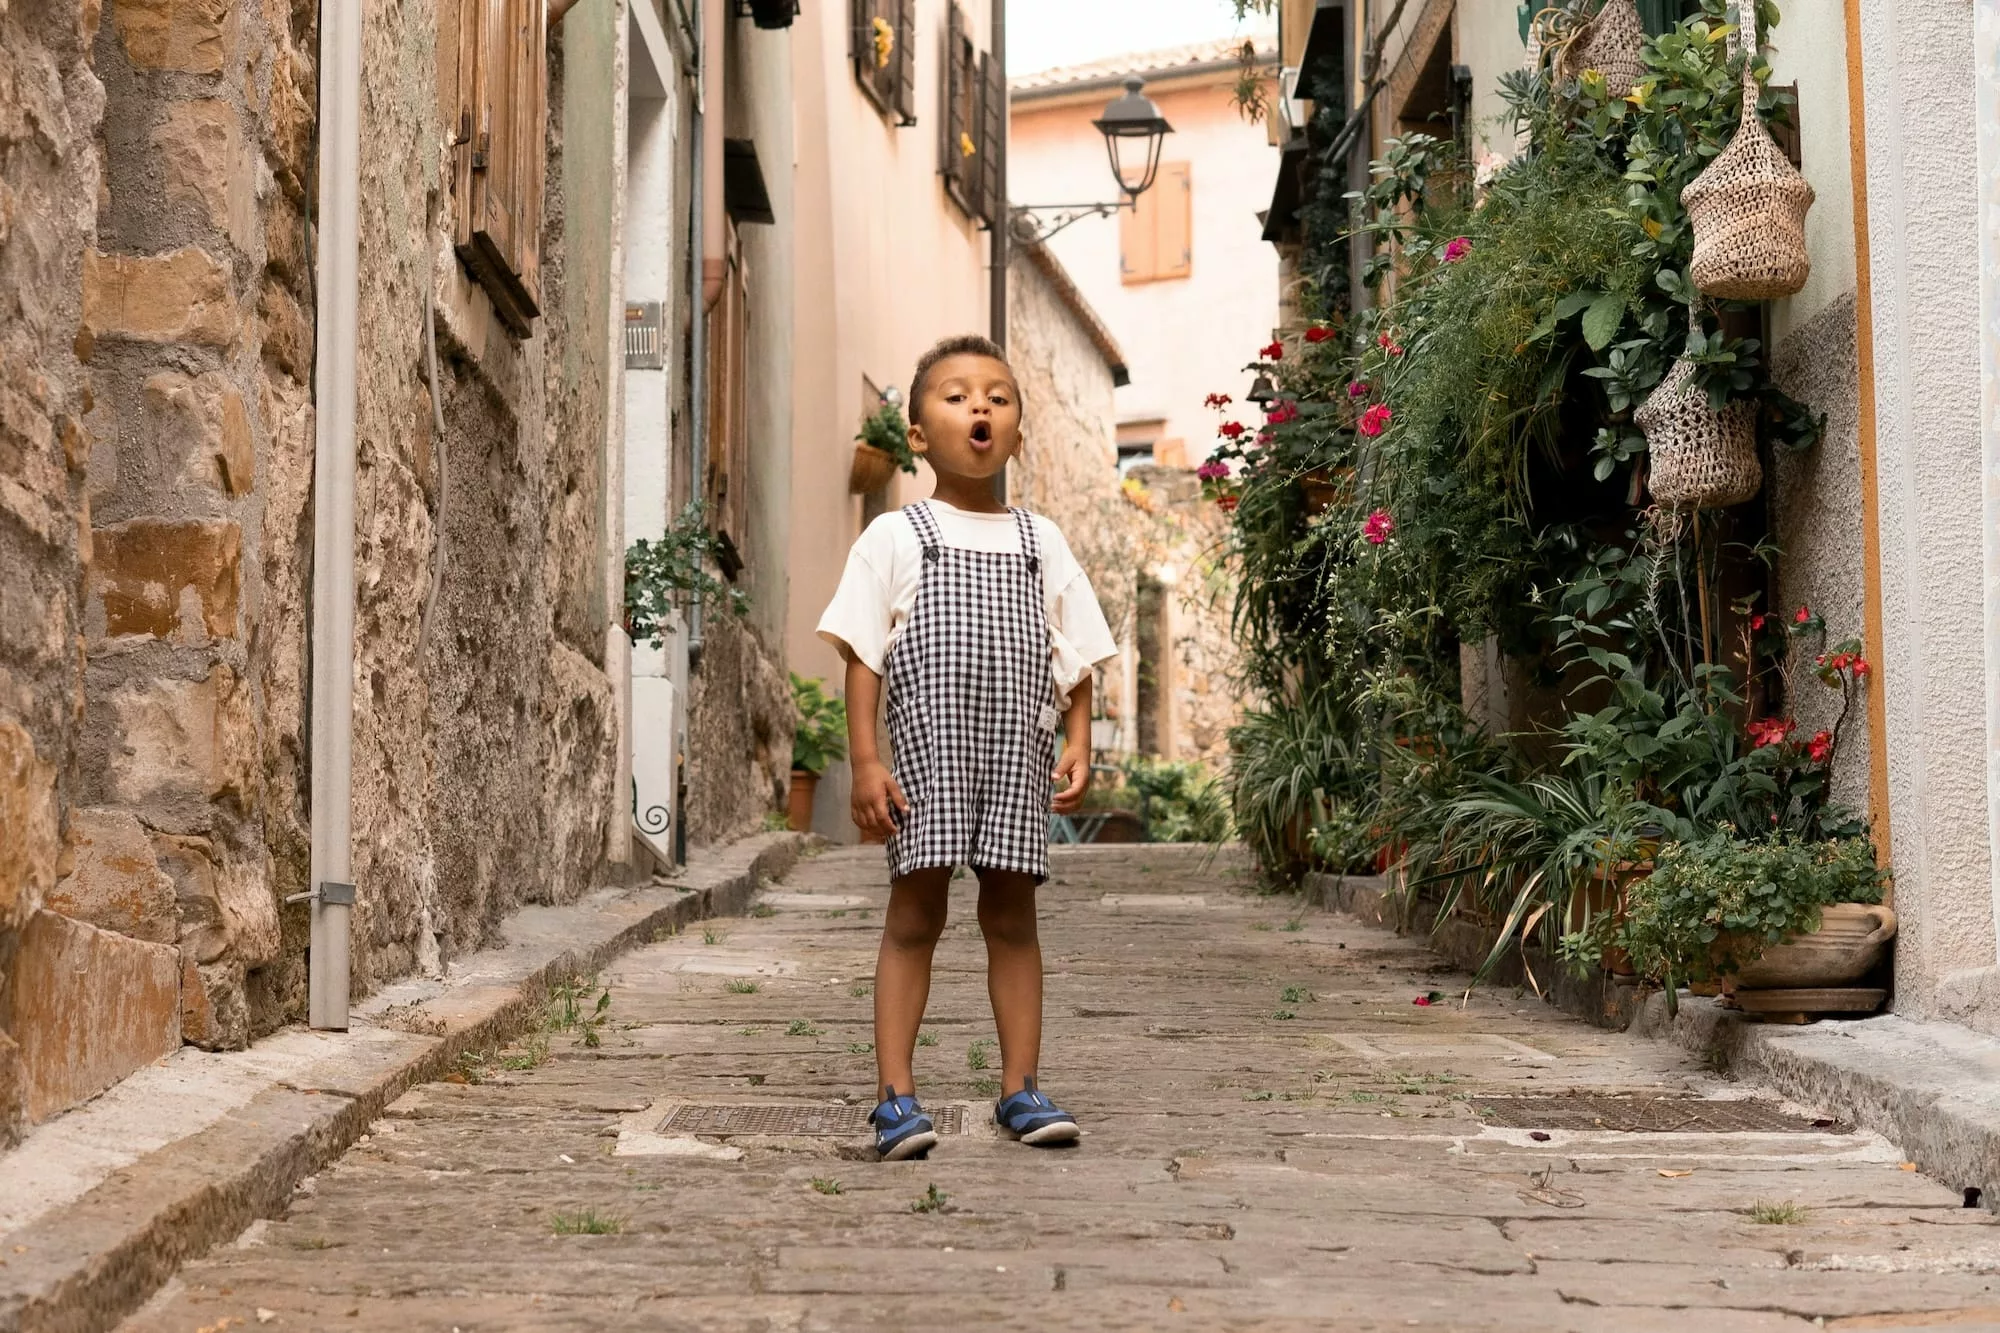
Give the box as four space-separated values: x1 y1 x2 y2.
851 397 918 494
789 673 847 832
1602 830 1889 1015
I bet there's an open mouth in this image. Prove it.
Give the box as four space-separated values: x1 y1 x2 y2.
970 421 992 445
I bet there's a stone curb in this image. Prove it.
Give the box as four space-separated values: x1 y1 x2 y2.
0 833 809 1333
1304 870 2000 1209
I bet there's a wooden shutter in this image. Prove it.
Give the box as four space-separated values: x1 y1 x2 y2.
454 0 545 336
850 0 875 91
1120 161 1191 284
892 0 918 126
978 48 1004 227
940 3 981 217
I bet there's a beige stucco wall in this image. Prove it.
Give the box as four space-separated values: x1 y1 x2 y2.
786 0 998 838
1009 75 1280 463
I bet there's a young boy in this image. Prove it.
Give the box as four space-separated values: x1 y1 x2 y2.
817 334 1117 1160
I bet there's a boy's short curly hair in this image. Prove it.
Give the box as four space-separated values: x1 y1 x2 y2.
909 334 1014 428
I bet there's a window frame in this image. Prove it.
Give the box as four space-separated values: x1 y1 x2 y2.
851 0 918 126
453 0 547 336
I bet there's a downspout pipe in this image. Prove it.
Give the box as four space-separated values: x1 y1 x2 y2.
989 0 1007 350
306 0 362 1030
690 0 725 661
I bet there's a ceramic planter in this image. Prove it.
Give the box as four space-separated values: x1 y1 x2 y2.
787 768 819 833
1732 903 1897 990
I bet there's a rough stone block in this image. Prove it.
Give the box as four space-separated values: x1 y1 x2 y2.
0 1029 22 1148
263 47 314 198
153 99 257 254
105 664 258 817
180 954 248 1049
8 909 180 1124
0 717 60 933
143 371 254 497
91 517 241 641
258 274 311 383
46 807 178 944
83 248 238 349
150 830 228 963
220 849 279 967
113 0 233 73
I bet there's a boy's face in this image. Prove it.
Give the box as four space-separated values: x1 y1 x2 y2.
910 354 1023 481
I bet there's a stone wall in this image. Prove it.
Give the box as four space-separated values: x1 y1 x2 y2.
0 0 624 1142
1129 465 1243 768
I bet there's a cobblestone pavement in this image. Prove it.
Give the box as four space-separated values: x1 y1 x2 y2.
129 846 2000 1331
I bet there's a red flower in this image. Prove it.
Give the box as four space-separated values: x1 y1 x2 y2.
1809 730 1834 763
1363 509 1395 545
1412 996 1434 1007
1795 605 1812 625
1348 381 1370 399
1749 614 1767 632
1358 404 1394 438
1443 236 1472 263
1266 402 1299 425
1204 393 1233 409
1197 459 1230 481
1216 494 1240 513
1854 658 1872 679
1261 340 1285 361
1218 421 1247 438
1256 430 1274 446
1746 717 1796 750
1376 332 1405 356
1304 326 1335 344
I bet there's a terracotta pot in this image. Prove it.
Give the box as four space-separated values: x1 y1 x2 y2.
849 443 898 494
1732 903 1898 990
1568 861 1650 976
787 768 818 833
1087 810 1146 844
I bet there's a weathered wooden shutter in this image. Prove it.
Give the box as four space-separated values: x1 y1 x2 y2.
850 0 875 90
892 0 918 125
454 0 545 336
1155 161 1191 280
1119 188 1155 284
978 48 1004 226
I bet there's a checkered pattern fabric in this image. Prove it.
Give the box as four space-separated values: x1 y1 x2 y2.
884 502 1058 883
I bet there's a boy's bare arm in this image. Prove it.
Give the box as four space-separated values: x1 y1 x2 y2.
1052 676 1092 815
844 655 907 837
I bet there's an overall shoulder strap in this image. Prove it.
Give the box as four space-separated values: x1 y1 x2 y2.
1009 508 1041 572
903 501 942 553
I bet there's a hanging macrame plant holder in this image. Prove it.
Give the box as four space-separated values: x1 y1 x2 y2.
1681 22 1814 299
1551 0 1647 100
1637 312 1762 510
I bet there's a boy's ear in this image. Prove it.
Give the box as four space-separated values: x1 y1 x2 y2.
907 419 928 456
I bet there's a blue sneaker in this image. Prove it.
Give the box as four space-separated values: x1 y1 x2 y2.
870 1085 939 1161
995 1077 1080 1146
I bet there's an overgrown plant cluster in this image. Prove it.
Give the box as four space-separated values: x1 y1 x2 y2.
1217 0 1886 993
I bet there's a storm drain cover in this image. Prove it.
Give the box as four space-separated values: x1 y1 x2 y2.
1472 1095 1848 1134
658 1103 965 1137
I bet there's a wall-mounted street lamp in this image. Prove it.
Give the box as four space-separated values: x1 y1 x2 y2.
1010 78 1174 245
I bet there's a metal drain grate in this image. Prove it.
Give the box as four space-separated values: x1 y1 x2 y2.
1471 1095 1848 1134
658 1103 965 1137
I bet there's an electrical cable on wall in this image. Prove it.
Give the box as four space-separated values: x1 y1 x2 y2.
417 215 449 662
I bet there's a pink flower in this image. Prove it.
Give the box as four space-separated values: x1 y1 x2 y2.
1218 421 1247 439
1204 393 1233 409
1376 332 1405 356
1256 430 1274 446
1363 509 1395 545
1808 730 1834 763
1304 326 1335 344
1261 340 1285 361
1747 717 1796 750
1197 459 1230 481
1358 404 1394 437
1266 402 1299 426
1348 381 1370 399
1444 236 1472 262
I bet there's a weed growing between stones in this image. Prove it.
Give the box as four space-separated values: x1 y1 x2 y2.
917 1030 939 1047
551 1210 625 1235
847 1042 874 1054
725 979 760 994
704 927 728 945
849 983 871 997
910 1183 949 1213
1749 1201 1807 1225
812 1177 844 1195
1272 1009 1296 1021
752 904 777 918
1280 986 1317 1004
787 1019 823 1037
970 1077 1000 1097
548 978 613 1048
967 1038 995 1071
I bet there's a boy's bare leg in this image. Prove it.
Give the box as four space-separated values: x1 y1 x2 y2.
975 868 1043 1096
873 866 953 1099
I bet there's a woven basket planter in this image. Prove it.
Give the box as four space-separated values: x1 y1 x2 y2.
849 442 899 494
1636 356 1761 509
1554 0 1646 100
1683 64 1814 300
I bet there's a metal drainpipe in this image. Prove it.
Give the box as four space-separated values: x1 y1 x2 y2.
990 0 1007 504
691 0 725 663
304 0 362 1029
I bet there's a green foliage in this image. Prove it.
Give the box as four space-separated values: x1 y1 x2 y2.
548 978 613 1048
550 1210 624 1235
1112 756 1234 844
910 1183 949 1213
625 501 748 647
791 673 848 775
857 401 918 474
1595 831 1884 1007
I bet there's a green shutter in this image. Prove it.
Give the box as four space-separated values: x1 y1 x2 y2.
1636 0 1702 34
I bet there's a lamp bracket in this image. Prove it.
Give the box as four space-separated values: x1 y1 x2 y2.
1008 199 1136 246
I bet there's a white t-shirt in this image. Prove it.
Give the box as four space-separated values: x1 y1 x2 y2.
816 500 1119 704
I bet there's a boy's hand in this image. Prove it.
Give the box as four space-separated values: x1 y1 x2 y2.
1052 745 1090 814
851 759 908 839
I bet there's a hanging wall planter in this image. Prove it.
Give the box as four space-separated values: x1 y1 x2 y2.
1554 0 1647 100
849 442 899 495
1636 354 1761 510
1683 56 1814 298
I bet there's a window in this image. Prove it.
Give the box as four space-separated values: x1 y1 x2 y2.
454 0 547 336
851 0 917 125
939 2 1004 227
705 226 752 554
1119 160 1191 285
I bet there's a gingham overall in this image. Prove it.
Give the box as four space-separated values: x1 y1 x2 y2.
883 502 1058 883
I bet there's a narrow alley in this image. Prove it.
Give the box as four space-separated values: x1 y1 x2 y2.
127 847 1996 1332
